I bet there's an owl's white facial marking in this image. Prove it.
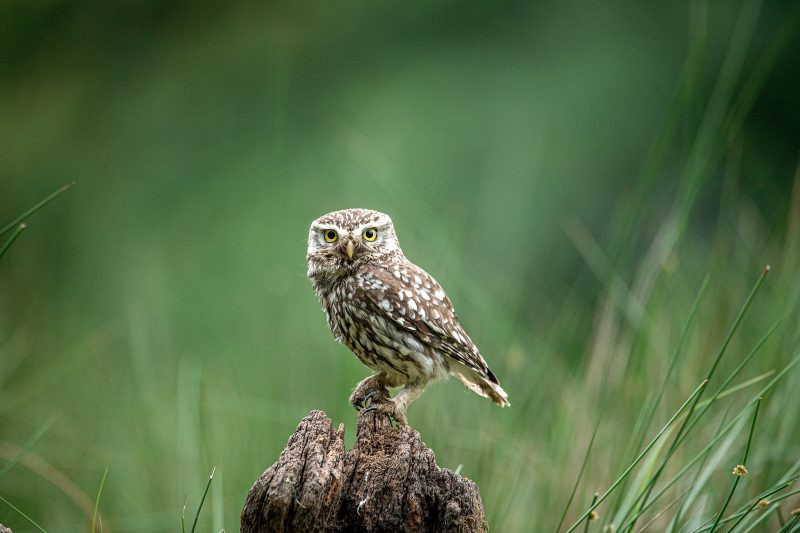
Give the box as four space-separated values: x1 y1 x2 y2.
306 208 405 281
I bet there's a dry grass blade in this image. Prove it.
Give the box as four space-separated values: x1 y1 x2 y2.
0 416 57 482
637 486 691 533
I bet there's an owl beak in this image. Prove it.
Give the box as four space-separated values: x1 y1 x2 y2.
345 240 355 259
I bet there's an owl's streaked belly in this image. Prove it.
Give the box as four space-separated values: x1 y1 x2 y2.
320 280 447 385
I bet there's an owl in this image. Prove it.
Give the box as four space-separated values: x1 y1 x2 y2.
306 208 509 425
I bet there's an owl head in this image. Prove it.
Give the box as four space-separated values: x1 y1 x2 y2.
306 208 404 279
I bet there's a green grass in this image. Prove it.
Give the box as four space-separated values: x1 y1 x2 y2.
1 1 800 532
0 495 47 533
91 468 108 533
189 467 215 533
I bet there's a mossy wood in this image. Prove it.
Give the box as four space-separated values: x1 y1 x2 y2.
240 410 488 532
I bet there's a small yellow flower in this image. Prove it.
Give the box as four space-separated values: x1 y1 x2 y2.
589 510 599 521
732 464 747 477
756 499 769 510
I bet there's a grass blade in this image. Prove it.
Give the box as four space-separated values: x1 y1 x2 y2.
693 484 800 532
637 486 691 533
649 275 709 417
0 415 57 481
611 276 708 522
695 371 773 408
620 408 746 531
584 493 599 533
694 315 785 412
740 506 776 533
182 492 187 533
0 494 47 532
92 467 109 533
565 380 709 533
0 182 73 238
777 513 800 533
554 414 603 533
726 479 795 531
190 466 216 533
707 398 761 532
0 223 27 260
699 266 769 385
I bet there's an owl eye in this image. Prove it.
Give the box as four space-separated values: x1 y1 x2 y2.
323 229 338 243
362 228 377 241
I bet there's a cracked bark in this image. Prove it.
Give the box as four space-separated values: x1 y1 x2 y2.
240 410 488 533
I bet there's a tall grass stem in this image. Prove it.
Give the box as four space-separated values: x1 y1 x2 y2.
707 398 760 532
190 466 216 533
0 494 47 532
0 182 73 238
554 414 603 533
91 468 109 533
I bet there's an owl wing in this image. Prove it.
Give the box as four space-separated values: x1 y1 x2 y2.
354 262 508 404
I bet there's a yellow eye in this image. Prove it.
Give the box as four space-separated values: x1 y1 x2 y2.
323 229 338 243
362 228 377 241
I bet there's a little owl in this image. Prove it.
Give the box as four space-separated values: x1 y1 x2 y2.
307 208 509 425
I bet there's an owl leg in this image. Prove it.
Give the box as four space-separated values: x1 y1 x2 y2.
349 373 390 410
392 383 425 425
364 383 425 426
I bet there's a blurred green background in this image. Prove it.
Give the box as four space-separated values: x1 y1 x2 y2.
1 1 799 531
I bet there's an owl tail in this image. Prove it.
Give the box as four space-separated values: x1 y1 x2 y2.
451 362 510 407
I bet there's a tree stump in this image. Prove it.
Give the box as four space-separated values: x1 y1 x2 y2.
0 524 11 533
241 410 488 532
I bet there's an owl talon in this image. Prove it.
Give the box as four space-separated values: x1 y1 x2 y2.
350 391 373 411
360 399 408 426
361 405 394 425
349 376 390 411
353 390 387 412
350 389 367 411
363 389 386 407
352 395 364 411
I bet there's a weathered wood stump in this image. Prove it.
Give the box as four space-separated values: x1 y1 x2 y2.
241 410 488 532
0 524 11 533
